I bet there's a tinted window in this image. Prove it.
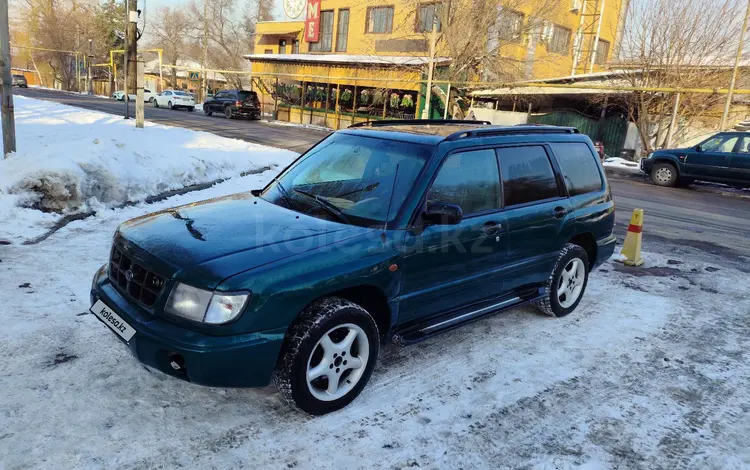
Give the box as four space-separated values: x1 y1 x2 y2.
550 142 603 196
499 146 560 206
702 134 739 153
427 150 500 215
238 91 258 101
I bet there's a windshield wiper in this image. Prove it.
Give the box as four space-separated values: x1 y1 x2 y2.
275 180 294 209
293 189 350 224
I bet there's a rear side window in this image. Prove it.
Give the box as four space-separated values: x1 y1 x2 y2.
238 91 258 101
550 142 603 196
498 146 560 207
427 149 500 215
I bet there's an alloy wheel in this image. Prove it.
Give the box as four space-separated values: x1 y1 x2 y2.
654 167 672 184
558 258 585 308
306 323 370 402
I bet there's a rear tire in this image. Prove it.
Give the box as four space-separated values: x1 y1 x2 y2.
651 162 678 187
168 101 174 110
225 106 234 119
273 297 380 415
188 106 195 112
533 243 590 318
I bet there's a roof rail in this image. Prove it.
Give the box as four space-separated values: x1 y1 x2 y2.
445 125 580 141
348 119 492 128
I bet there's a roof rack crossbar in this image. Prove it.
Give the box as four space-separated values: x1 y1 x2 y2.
445 126 580 141
348 119 492 128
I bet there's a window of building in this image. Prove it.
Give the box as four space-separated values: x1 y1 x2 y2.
427 150 501 215
498 146 560 206
292 39 300 54
264 49 273 54
595 39 610 64
547 24 572 55
309 10 334 52
336 9 350 52
496 9 524 43
549 143 603 196
416 3 442 33
366 6 394 34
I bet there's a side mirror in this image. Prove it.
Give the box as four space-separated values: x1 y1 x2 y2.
695 145 702 152
422 203 463 226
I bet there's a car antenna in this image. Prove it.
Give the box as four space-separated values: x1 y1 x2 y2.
381 163 400 241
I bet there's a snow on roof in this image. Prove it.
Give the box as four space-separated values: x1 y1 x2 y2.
243 53 450 67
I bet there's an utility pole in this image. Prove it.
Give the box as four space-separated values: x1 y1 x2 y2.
0 0 17 156
202 0 209 102
421 17 438 119
87 39 93 95
76 25 81 92
721 0 750 131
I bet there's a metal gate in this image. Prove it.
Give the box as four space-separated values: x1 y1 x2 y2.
528 110 628 158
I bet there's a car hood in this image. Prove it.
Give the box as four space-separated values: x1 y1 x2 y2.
652 147 690 156
117 193 371 286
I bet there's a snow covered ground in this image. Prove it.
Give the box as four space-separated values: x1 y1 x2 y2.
1 171 749 468
0 96 296 243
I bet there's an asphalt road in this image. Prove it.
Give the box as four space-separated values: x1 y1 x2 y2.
14 87 329 154
14 87 750 258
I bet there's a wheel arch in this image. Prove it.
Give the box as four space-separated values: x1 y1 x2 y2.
296 285 392 340
568 232 597 270
652 157 681 175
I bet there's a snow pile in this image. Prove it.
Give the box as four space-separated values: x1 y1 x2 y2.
603 156 644 175
0 96 296 242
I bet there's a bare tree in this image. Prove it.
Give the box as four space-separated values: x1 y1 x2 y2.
189 0 254 88
16 0 124 91
610 0 745 152
148 7 195 88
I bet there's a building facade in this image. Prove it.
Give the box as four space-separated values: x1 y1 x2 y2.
247 0 626 126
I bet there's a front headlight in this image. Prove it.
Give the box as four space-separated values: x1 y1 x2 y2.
646 152 654 160
165 283 250 324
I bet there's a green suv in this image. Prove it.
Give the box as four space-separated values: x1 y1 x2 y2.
90 121 616 415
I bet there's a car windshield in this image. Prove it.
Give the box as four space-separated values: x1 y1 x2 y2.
13 75 24 79
174 91 190 96
261 133 432 226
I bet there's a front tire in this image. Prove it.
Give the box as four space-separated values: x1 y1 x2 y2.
651 162 678 187
273 297 380 415
154 100 159 108
533 243 590 318
204 107 212 116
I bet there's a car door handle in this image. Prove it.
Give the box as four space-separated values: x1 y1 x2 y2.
482 221 502 235
554 207 568 219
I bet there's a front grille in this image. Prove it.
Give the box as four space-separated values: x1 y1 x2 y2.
109 246 166 307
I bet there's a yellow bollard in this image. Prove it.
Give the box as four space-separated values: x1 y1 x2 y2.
619 209 644 267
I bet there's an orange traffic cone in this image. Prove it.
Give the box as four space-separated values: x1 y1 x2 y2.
619 209 644 266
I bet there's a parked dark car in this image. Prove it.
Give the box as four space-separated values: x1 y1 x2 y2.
89 120 616 415
641 132 750 187
203 89 261 119
12 74 28 88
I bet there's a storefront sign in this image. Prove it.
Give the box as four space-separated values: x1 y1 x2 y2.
305 0 321 43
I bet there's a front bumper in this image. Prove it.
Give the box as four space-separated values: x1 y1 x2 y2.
640 158 653 174
595 234 618 268
90 266 285 388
